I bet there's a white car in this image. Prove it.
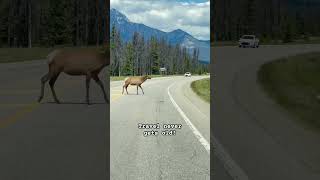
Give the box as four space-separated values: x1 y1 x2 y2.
184 72 191 77
239 35 259 48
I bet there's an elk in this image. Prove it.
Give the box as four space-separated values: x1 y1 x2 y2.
122 75 151 95
37 49 110 105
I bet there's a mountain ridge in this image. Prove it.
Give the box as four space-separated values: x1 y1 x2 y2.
110 8 210 63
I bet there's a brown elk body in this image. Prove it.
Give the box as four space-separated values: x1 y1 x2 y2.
38 49 110 104
122 75 151 95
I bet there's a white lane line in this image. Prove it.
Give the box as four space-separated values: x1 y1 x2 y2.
167 83 210 154
168 81 250 180
212 137 250 180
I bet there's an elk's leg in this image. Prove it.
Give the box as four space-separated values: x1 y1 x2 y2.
38 73 50 102
93 75 109 104
49 73 60 104
125 85 129 94
136 85 139 95
86 74 92 105
122 85 126 94
139 85 144 95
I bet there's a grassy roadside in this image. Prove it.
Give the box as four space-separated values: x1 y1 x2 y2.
0 48 53 63
191 78 210 103
258 52 320 131
0 47 101 63
110 74 208 81
211 38 320 47
110 75 164 81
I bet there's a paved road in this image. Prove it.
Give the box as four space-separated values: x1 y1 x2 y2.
0 60 109 180
3 44 317 180
213 45 320 180
110 76 211 179
0 59 212 180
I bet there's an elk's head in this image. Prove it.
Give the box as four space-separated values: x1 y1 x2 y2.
143 75 151 80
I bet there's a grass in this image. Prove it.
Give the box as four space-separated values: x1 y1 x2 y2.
191 78 210 103
0 46 102 63
258 52 320 131
111 74 209 81
212 37 320 47
0 48 54 63
110 75 165 81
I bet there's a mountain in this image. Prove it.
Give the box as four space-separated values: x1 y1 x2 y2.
110 8 210 63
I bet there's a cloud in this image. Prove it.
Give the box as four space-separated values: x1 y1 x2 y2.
110 0 210 40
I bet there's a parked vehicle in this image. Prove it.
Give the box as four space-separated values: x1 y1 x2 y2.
184 72 192 77
239 35 259 48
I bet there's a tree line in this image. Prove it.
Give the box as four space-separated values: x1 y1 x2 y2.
110 25 208 76
212 0 320 42
0 0 109 48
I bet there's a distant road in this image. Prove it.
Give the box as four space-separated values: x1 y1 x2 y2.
0 60 109 180
213 45 320 180
110 76 212 179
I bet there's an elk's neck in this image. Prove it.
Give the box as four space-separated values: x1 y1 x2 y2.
142 76 148 82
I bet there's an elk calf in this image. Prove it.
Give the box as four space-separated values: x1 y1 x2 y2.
38 49 110 105
122 75 151 95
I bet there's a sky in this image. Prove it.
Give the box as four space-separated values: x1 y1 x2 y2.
110 0 210 40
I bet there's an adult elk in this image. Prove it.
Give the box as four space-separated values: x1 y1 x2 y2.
122 75 151 95
37 49 110 105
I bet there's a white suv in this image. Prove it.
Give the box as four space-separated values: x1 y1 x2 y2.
239 35 259 48
184 72 191 77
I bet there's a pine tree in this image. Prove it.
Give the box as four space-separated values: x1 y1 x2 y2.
47 0 72 46
123 42 134 76
150 36 159 75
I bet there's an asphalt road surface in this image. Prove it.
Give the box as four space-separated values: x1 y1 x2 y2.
0 59 212 180
110 76 211 179
0 60 109 180
2 44 318 180
213 44 320 180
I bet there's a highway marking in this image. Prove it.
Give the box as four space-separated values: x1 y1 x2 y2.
0 102 39 128
0 103 35 107
212 137 250 180
0 90 39 95
111 94 123 102
167 83 210 154
0 80 83 128
168 80 250 180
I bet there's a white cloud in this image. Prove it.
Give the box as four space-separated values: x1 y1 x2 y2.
110 0 210 40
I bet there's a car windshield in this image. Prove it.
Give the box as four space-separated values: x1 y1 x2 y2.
242 36 254 39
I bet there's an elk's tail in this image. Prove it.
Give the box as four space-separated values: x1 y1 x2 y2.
47 50 61 65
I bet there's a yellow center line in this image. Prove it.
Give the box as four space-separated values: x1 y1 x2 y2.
111 94 123 102
0 103 34 107
0 102 39 128
0 79 129 128
0 90 39 95
0 80 82 129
